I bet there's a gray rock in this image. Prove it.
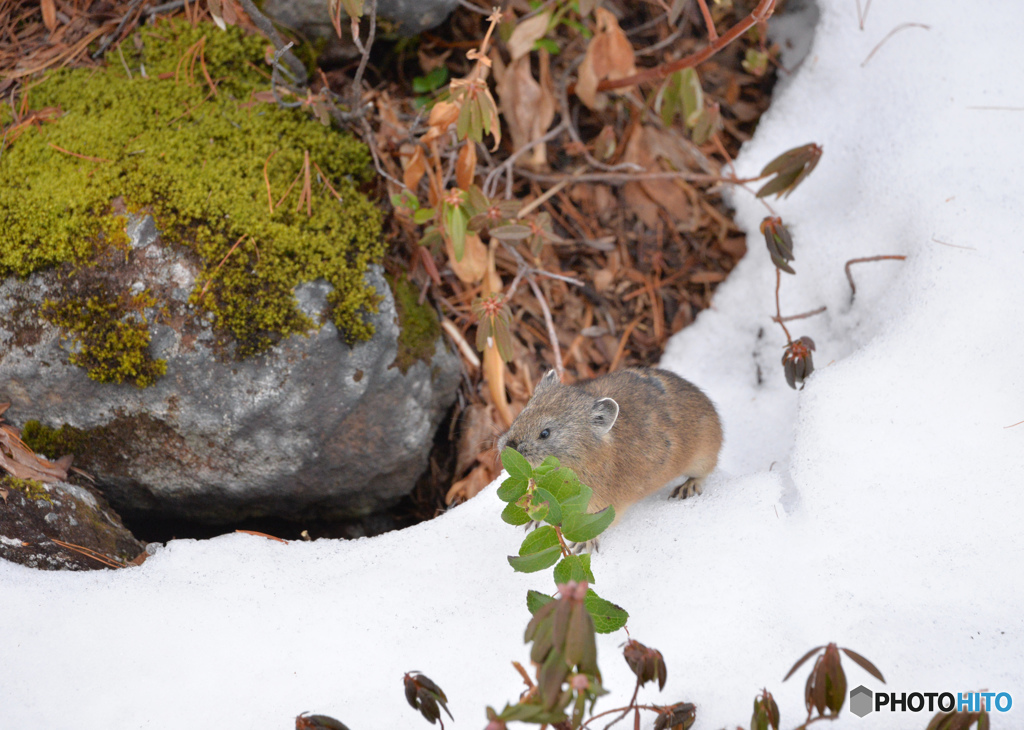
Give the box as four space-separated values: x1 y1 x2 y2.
0 477 145 571
0 221 460 526
262 0 460 38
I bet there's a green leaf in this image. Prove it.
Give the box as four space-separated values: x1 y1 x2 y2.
501 501 530 526
534 456 561 477
445 204 468 260
527 589 554 615
412 66 449 93
585 589 629 634
501 447 532 481
412 207 435 225
526 499 549 524
508 545 562 573
497 475 528 503
680 68 703 128
560 482 593 516
533 487 562 525
561 506 615 544
536 467 581 503
535 37 560 55
553 554 595 585
455 92 472 140
520 525 559 555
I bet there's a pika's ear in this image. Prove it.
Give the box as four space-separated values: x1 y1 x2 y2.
534 369 560 395
591 397 619 436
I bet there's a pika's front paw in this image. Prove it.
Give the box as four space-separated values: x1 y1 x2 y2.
568 537 600 555
670 477 704 500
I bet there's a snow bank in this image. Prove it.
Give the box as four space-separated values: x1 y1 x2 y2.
2 0 1022 728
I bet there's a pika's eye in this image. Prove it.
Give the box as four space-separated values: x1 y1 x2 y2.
539 428 550 439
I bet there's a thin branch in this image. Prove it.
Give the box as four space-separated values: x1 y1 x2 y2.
482 120 569 199
694 0 718 41
48 143 110 163
236 0 308 85
772 305 826 323
844 255 906 300
855 0 873 30
350 0 378 98
526 275 564 380
774 267 792 343
860 23 930 67
50 539 126 569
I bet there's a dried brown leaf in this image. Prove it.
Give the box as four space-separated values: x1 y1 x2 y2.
507 12 551 62
455 141 477 190
447 232 487 283
497 54 556 169
446 462 494 504
402 145 427 192
41 0 58 32
576 8 637 111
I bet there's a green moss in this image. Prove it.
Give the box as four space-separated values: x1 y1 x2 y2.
1 476 52 503
388 274 440 374
41 292 167 387
21 420 88 460
0 18 383 373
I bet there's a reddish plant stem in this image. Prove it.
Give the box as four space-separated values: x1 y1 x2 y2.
598 0 776 91
844 255 906 299
775 268 792 344
695 0 719 41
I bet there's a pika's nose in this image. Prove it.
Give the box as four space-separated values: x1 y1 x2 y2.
505 437 519 451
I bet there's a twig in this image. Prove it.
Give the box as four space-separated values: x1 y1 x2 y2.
1004 419 1024 429
931 235 976 251
441 319 481 369
609 315 643 371
517 178 572 219
861 23 930 67
48 143 110 163
694 0 718 41
527 275 564 380
197 234 250 301
600 679 641 730
311 160 344 202
855 0 873 30
844 255 906 300
263 150 277 214
236 0 308 85
349 0 378 99
598 0 776 90
774 268 792 343
482 120 568 199
772 305 826 323
145 0 186 16
92 0 143 59
50 539 126 569
235 529 289 543
514 167 719 186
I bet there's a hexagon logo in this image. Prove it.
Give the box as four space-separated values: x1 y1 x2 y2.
850 685 873 717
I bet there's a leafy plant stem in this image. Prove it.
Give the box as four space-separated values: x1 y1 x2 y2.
598 0 776 91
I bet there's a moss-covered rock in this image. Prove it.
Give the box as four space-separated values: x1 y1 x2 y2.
0 18 383 383
0 476 145 571
388 274 441 374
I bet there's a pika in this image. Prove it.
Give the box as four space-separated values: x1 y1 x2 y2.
497 367 723 528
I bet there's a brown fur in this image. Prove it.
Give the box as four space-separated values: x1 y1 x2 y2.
498 367 723 523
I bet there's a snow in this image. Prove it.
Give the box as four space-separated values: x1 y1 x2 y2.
2 0 1023 727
